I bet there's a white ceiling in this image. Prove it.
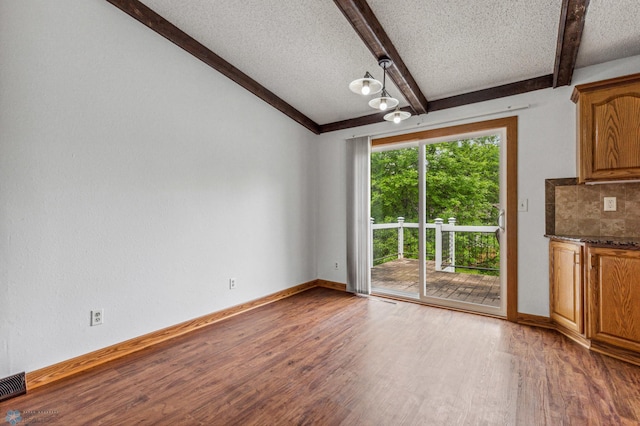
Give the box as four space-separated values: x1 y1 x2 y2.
368 0 562 99
139 0 640 126
576 0 640 68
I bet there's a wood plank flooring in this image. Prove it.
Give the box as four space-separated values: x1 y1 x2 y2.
2 287 640 425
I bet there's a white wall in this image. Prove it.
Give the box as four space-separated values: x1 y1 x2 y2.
0 0 317 378
2 0 640 382
316 55 640 316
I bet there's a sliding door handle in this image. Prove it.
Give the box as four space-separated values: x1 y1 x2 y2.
498 209 505 231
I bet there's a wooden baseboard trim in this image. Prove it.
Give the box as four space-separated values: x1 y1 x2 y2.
26 279 640 390
590 341 640 367
516 313 554 329
554 325 591 349
316 280 347 292
517 313 592 348
519 314 640 365
26 280 318 390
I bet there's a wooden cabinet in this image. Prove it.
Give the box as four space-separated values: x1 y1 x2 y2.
548 239 640 365
549 240 584 334
572 73 640 184
587 247 640 353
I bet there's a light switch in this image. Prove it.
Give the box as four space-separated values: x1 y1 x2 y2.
518 199 528 212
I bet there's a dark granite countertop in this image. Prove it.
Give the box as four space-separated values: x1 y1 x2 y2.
545 234 640 248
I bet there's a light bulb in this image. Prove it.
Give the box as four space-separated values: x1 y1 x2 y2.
361 81 370 95
380 99 388 110
393 114 401 124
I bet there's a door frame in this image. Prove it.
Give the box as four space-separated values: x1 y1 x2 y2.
372 116 518 322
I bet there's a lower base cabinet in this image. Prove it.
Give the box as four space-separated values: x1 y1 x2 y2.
588 247 640 354
549 239 640 365
549 240 584 334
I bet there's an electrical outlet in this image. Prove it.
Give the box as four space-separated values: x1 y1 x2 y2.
229 278 237 289
334 262 339 270
90 309 104 326
604 197 617 212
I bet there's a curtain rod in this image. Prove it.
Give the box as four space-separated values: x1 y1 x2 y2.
350 104 530 140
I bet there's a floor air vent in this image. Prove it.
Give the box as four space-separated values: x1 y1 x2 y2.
0 372 26 402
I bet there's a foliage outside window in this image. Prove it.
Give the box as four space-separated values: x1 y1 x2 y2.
371 136 500 274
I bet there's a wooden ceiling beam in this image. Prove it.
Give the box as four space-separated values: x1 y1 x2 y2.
428 75 554 112
319 107 413 133
333 0 428 115
320 75 553 133
106 0 321 134
553 0 590 87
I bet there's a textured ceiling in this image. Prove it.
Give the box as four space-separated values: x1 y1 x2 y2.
576 0 640 68
368 0 562 99
140 0 409 124
134 0 640 127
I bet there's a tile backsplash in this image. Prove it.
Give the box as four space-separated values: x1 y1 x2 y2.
547 179 640 237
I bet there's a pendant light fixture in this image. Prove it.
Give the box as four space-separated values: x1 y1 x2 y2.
368 89 398 111
349 72 382 96
384 107 411 123
348 56 411 123
368 57 399 111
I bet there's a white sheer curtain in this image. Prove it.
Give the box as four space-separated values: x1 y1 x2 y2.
346 136 371 295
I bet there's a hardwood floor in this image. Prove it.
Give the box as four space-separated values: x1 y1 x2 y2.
3 287 640 425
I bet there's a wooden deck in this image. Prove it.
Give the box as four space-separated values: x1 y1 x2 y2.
371 258 500 307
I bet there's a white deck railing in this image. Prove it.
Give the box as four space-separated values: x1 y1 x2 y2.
371 217 499 272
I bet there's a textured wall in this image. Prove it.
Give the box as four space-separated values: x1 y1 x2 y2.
2 0 640 382
0 0 317 378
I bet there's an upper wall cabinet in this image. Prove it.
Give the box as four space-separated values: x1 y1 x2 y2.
572 73 640 184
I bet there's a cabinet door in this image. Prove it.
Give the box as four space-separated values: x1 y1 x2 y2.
588 247 640 352
549 241 583 333
575 77 640 183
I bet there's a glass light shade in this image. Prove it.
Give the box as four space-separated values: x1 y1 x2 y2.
368 90 399 111
349 72 382 96
384 108 411 123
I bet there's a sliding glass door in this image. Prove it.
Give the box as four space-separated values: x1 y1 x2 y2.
370 124 510 317
370 145 420 297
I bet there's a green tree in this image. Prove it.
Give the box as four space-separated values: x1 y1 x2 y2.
370 136 500 270
425 136 500 225
371 147 419 223
371 136 500 226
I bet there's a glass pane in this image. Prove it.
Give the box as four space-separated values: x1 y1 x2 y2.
424 135 501 307
370 146 419 297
